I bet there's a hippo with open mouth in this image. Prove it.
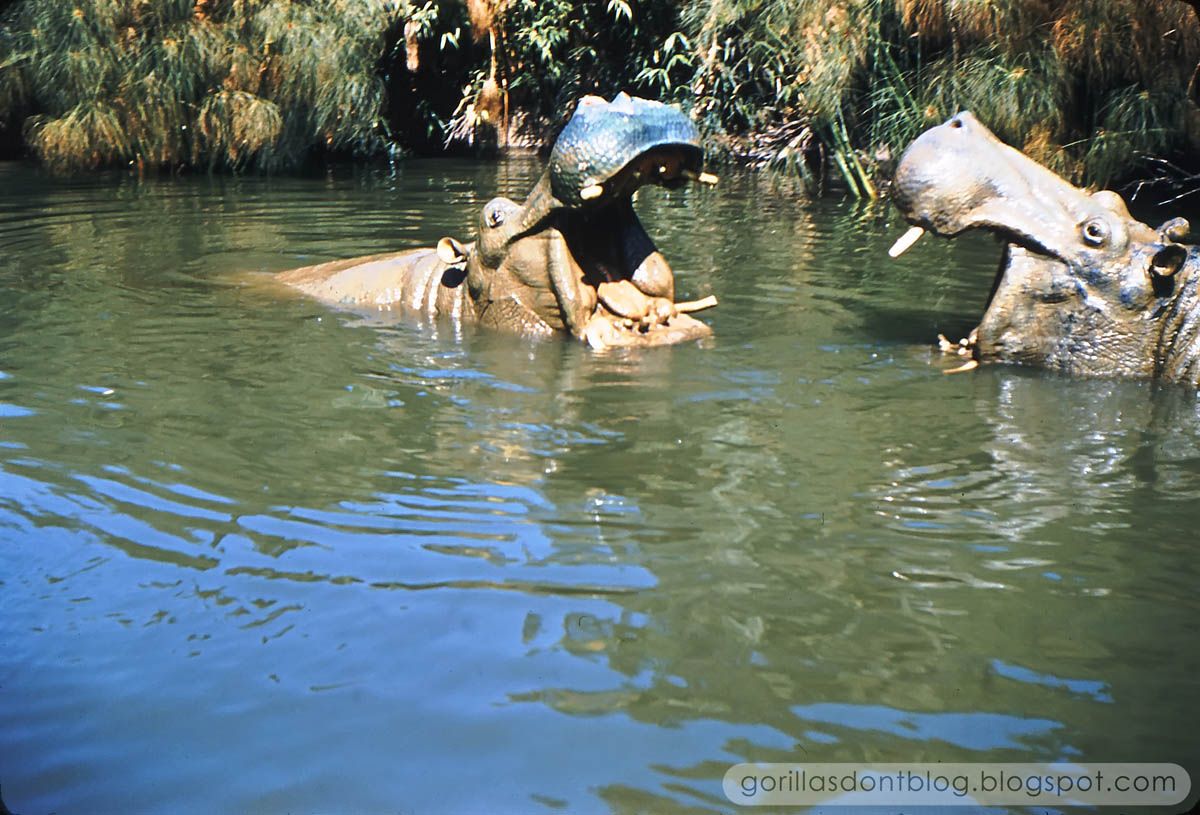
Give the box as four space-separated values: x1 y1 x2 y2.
890 112 1199 383
277 93 718 349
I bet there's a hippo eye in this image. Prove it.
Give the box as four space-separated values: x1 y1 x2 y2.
1082 218 1109 247
484 204 506 228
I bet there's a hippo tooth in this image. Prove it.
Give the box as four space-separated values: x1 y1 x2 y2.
888 226 926 258
943 359 979 375
675 294 719 313
682 169 719 185
580 184 604 200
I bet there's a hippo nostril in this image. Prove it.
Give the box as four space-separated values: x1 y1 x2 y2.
950 118 963 129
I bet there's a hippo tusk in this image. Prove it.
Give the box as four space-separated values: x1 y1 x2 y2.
943 359 979 374
580 184 605 201
888 226 926 258
682 169 719 186
674 294 719 313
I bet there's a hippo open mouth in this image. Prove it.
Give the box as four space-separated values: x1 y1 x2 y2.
511 93 718 346
889 112 1199 381
279 93 718 349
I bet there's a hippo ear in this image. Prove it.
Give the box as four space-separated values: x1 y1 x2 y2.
437 237 469 266
1157 217 1191 244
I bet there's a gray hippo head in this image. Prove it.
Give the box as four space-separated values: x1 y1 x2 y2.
437 93 715 346
890 112 1200 383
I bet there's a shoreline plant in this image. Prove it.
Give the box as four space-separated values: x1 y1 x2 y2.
0 0 415 171
2 0 1198 196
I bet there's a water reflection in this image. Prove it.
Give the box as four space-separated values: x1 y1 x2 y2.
1 161 1198 813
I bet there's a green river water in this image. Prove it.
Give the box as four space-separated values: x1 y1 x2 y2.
0 158 1197 814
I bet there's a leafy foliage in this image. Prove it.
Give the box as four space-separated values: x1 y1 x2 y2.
665 0 1200 194
441 0 685 146
440 0 1200 193
0 0 409 170
1 0 1198 189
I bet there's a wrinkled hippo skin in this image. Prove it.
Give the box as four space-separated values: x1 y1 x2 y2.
890 111 1200 384
277 94 715 349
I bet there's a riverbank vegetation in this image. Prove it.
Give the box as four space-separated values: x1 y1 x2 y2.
0 0 421 171
2 0 1198 195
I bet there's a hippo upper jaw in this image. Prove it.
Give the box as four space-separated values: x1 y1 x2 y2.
890 112 1161 267
549 93 706 207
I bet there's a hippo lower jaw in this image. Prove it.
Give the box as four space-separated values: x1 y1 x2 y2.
906 218 1196 381
972 245 1154 375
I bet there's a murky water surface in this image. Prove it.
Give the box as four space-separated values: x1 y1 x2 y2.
0 159 1197 814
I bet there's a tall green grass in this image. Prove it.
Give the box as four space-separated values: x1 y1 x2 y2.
1 0 1197 189
0 0 406 170
667 0 1200 195
442 0 684 147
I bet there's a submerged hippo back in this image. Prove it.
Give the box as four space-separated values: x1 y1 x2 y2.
275 249 471 321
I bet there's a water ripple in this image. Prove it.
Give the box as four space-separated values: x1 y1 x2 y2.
792 702 1069 754
2 162 1199 814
